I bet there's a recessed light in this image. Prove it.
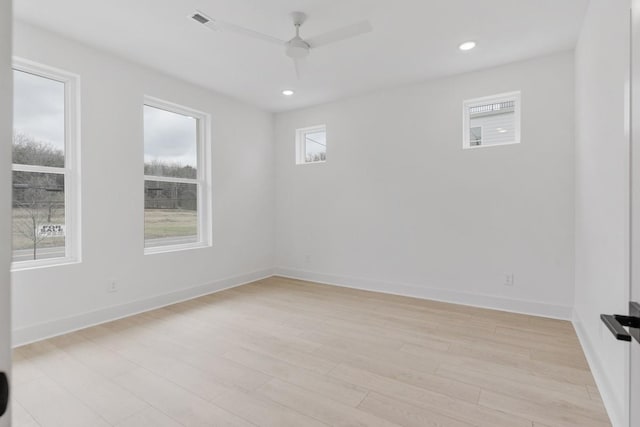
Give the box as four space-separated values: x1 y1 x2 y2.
497 128 507 133
459 41 476 51
282 89 295 96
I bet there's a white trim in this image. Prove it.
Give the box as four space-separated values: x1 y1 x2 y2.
274 267 573 319
12 268 275 347
296 124 327 165
573 308 628 427
143 175 197 185
463 91 521 150
11 58 81 271
12 164 65 174
144 241 208 255
143 96 212 254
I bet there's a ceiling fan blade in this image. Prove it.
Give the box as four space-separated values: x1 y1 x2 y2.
292 57 307 79
191 11 286 47
293 58 301 79
306 20 372 49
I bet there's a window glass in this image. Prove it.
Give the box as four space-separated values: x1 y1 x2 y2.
296 125 327 164
143 100 208 252
144 180 198 248
304 130 326 163
144 105 197 179
12 66 76 266
12 171 66 262
13 70 65 167
463 92 521 149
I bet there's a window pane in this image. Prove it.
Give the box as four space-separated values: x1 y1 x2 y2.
305 130 326 163
468 99 516 147
144 105 197 179
13 70 65 167
12 171 66 262
144 180 198 248
470 126 482 146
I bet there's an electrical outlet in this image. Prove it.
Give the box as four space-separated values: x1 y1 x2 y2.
107 279 118 293
504 273 515 287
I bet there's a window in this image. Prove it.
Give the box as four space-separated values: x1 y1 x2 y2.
463 91 521 149
296 125 326 164
143 97 211 253
12 60 80 269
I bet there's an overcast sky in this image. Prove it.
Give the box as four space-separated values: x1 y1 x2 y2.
13 69 65 152
13 70 197 168
144 105 197 168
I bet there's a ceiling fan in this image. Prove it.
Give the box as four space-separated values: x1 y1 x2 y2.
190 10 373 78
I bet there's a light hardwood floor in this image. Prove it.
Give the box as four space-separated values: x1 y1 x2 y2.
12 276 611 427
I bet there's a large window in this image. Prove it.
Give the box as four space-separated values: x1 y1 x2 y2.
463 91 521 149
12 60 80 269
143 97 210 253
296 125 327 164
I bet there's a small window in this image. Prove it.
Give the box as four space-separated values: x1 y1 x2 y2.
463 91 521 149
296 125 326 164
143 97 211 253
12 60 80 269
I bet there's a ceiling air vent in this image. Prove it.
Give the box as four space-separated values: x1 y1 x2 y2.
192 13 210 25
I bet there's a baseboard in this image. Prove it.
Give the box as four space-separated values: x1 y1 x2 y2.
573 309 627 427
12 268 274 347
274 267 573 320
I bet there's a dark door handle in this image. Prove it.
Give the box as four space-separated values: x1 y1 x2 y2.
600 302 640 342
601 314 632 341
0 371 7 417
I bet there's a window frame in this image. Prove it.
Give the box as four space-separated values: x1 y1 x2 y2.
11 58 81 271
143 96 212 255
462 91 521 150
296 124 327 165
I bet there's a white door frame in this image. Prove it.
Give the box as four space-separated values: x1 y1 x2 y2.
0 0 12 425
630 2 640 426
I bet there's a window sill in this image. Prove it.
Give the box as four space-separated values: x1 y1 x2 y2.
462 141 520 150
144 241 210 256
296 160 327 166
11 257 80 272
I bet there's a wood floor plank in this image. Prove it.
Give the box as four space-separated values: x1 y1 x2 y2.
479 389 610 427
48 332 139 379
14 377 111 427
12 401 41 427
17 341 148 425
113 367 255 427
11 277 610 427
358 392 475 427
115 406 184 427
211 388 329 427
256 378 399 427
223 347 367 407
329 364 531 427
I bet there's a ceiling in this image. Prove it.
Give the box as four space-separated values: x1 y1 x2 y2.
14 0 590 112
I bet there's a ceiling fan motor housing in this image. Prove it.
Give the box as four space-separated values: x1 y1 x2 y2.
286 38 310 58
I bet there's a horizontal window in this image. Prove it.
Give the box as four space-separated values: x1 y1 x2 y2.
463 92 521 149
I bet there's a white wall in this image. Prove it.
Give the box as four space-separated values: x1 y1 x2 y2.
0 0 12 425
11 22 275 345
573 1 631 426
275 52 576 318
